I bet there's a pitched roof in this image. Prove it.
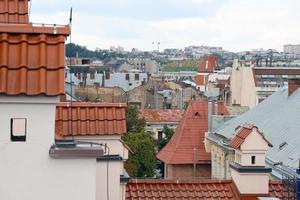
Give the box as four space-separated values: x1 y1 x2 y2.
126 179 285 200
156 100 229 164
0 0 69 96
229 124 273 149
139 109 184 123
215 87 300 169
55 102 127 137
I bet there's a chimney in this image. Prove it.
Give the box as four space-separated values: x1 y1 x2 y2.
214 101 218 115
288 78 300 96
0 0 30 24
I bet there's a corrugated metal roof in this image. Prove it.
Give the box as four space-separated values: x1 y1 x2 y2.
215 87 300 168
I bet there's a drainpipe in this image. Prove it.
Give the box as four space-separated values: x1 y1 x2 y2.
208 100 212 132
214 101 218 115
193 147 196 178
297 160 300 200
223 153 228 179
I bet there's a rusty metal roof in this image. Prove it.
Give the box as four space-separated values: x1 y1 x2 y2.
55 102 127 137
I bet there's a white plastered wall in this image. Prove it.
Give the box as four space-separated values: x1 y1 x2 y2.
0 96 98 200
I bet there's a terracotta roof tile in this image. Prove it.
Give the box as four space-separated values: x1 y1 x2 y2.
0 0 29 24
126 179 239 200
0 0 70 96
55 102 127 137
0 32 67 96
126 179 285 200
157 100 229 164
139 109 184 123
229 123 272 149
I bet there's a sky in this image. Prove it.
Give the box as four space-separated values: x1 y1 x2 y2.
30 0 300 52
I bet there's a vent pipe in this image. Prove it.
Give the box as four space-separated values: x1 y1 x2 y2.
208 100 212 132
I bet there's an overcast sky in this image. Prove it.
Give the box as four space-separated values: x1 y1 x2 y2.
30 0 300 52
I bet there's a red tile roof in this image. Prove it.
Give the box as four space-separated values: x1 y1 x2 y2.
0 0 29 24
126 179 285 200
55 102 127 137
139 109 184 123
157 100 229 164
229 124 272 149
0 0 70 96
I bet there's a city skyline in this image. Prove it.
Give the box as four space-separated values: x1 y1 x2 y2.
30 0 300 52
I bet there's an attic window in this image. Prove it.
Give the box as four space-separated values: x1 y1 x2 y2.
11 118 27 142
279 142 287 150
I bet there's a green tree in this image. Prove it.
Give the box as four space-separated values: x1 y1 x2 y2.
123 131 156 177
125 105 146 132
157 125 174 151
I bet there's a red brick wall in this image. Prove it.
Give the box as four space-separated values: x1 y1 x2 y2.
288 78 300 96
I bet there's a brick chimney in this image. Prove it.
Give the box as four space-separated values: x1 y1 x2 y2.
288 78 300 96
0 0 30 24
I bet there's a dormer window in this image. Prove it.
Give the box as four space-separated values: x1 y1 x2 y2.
251 156 256 164
11 118 27 142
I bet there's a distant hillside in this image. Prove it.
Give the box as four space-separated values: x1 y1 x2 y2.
65 43 125 60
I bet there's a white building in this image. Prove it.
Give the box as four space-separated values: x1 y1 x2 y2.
66 67 148 92
231 60 300 108
0 1 128 200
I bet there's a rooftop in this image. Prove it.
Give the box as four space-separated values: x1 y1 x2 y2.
214 87 300 169
228 123 272 149
0 0 70 97
139 109 184 123
126 179 285 200
55 102 127 137
157 100 229 164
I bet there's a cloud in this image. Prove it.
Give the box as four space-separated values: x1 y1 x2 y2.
30 0 300 52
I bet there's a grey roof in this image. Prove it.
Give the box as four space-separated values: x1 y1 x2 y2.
215 87 300 169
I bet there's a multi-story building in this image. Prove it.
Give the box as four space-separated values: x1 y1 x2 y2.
231 60 300 108
0 1 128 200
66 66 148 92
284 44 300 55
205 79 300 180
139 109 184 140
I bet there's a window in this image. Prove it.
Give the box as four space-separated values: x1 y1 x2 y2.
251 156 256 164
158 131 163 141
135 74 139 80
90 73 95 79
125 74 130 81
11 118 26 142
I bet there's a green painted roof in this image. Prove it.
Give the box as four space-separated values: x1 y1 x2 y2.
163 66 198 72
